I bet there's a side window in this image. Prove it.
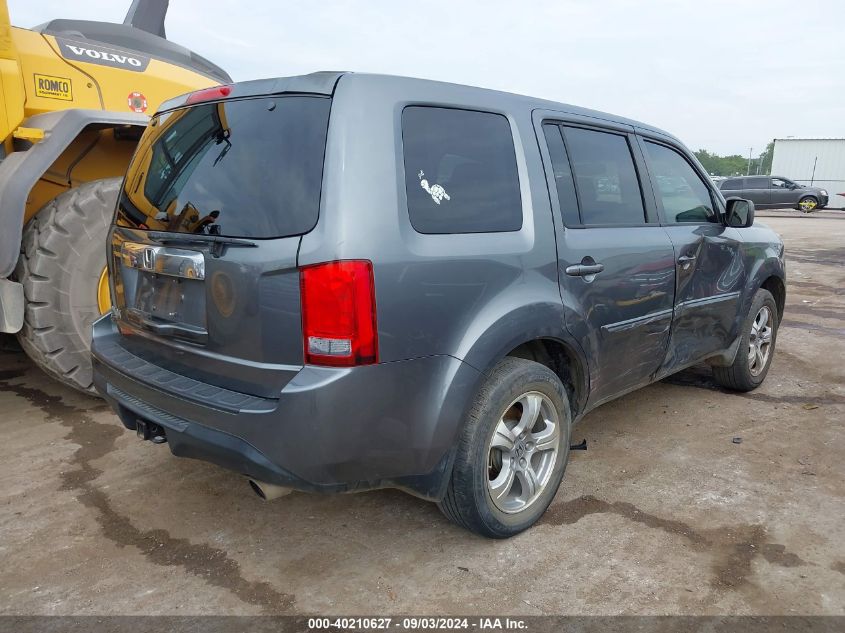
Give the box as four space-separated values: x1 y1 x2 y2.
745 177 770 189
721 178 742 190
562 126 646 226
541 123 579 226
772 177 789 189
402 107 522 234
643 141 718 224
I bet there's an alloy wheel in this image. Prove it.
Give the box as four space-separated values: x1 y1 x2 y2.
486 391 560 514
799 197 818 212
748 305 773 376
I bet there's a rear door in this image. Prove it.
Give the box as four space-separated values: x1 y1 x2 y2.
109 94 331 397
742 176 771 207
539 120 676 407
638 136 743 373
719 178 744 199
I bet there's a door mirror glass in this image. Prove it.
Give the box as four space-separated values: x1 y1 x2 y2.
725 197 755 227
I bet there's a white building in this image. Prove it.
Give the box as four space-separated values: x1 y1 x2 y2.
771 138 845 208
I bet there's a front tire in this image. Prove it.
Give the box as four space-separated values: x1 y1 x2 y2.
438 357 571 538
798 196 818 212
712 288 778 392
15 178 121 394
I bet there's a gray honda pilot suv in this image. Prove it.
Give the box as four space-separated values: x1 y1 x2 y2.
92 72 786 538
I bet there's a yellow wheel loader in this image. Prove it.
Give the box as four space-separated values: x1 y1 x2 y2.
0 0 230 392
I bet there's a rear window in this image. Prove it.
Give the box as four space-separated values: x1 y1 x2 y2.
401 106 522 234
117 96 331 238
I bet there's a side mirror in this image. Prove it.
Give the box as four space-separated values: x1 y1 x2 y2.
724 197 755 228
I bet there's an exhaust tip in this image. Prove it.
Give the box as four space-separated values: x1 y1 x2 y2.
248 478 292 501
248 479 265 499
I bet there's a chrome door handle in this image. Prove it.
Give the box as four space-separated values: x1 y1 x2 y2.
677 255 697 269
565 263 605 277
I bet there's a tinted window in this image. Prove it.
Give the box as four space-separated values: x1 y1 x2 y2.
563 127 645 225
542 124 579 226
118 96 331 238
721 178 742 190
402 107 522 234
644 141 718 223
745 177 770 189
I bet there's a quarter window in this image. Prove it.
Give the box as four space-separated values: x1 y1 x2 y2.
402 107 522 234
643 141 718 224
562 127 646 225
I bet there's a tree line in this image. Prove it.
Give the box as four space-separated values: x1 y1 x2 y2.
694 142 774 177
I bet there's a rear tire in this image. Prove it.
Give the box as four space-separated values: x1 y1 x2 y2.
14 178 121 394
712 288 778 392
438 357 571 538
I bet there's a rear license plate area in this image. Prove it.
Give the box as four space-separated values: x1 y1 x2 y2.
118 243 208 343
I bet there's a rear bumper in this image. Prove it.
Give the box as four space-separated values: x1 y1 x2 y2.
91 316 482 500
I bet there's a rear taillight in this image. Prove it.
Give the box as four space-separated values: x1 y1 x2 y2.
185 85 232 105
300 260 378 367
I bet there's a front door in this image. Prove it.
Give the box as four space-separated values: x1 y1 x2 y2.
770 177 796 207
639 138 744 374
541 122 676 407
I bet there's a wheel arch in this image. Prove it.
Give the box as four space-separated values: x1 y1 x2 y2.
457 299 590 421
0 109 148 280
505 338 589 419
760 274 786 321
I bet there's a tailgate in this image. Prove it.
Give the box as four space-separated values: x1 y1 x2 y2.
107 93 331 397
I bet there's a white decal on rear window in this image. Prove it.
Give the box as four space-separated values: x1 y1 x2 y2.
418 170 450 205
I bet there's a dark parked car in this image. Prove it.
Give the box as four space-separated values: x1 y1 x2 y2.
92 73 786 537
719 175 828 212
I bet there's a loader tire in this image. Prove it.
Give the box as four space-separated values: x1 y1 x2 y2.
15 178 121 395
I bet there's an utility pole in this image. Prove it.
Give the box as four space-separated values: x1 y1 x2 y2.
746 147 753 176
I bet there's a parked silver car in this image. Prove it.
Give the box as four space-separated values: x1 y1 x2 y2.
719 175 828 211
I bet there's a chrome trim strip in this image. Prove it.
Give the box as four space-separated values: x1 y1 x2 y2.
121 243 205 280
677 291 740 311
602 308 673 333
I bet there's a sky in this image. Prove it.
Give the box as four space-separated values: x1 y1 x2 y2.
9 0 845 156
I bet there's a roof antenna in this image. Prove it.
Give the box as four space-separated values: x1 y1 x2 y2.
123 0 168 38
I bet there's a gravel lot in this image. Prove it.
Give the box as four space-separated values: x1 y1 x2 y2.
1 214 843 616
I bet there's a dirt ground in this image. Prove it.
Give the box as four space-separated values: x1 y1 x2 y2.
0 213 843 616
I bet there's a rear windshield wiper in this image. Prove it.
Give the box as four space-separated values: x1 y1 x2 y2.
146 231 258 257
